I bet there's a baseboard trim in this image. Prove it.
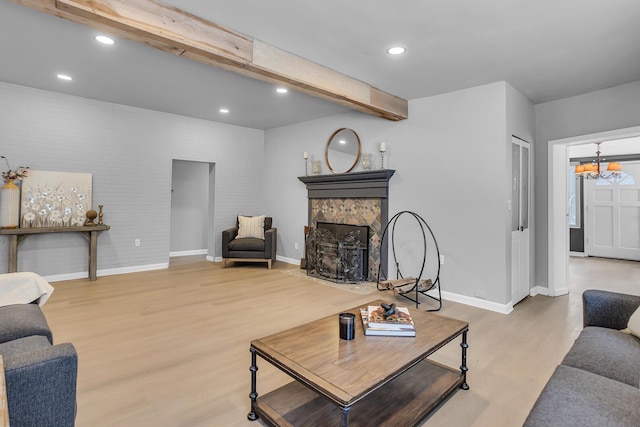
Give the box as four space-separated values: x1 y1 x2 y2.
437 290 513 315
43 263 169 283
530 286 549 297
276 255 300 265
169 249 208 257
569 251 586 257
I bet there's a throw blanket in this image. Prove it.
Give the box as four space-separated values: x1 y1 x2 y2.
0 272 55 307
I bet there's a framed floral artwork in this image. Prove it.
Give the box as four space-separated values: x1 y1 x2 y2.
20 170 92 228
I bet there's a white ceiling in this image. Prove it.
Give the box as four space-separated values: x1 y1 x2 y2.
1 0 640 130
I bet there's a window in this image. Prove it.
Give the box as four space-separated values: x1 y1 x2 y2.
568 164 581 228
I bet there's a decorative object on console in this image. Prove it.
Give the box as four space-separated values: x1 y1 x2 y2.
0 156 28 229
361 152 372 170
574 141 623 181
379 142 386 169
377 211 442 311
325 128 361 174
98 205 104 225
20 170 92 228
84 209 97 226
303 152 309 176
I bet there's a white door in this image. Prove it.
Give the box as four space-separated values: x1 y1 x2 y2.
585 161 640 261
511 137 530 305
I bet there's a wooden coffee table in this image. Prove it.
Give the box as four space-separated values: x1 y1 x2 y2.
248 299 469 426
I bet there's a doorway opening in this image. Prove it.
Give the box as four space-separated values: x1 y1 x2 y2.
548 126 640 296
169 159 216 264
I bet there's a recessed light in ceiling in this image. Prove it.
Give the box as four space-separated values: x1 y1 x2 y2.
219 108 229 114
57 74 73 81
386 46 406 55
95 35 115 45
276 87 288 94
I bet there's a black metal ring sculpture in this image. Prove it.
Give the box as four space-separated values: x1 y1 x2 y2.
376 211 442 311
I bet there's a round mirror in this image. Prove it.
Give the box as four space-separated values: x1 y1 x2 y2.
325 128 361 174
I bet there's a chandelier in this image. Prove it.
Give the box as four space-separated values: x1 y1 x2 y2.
574 142 623 180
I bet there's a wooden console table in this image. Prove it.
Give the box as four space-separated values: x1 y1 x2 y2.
0 225 110 281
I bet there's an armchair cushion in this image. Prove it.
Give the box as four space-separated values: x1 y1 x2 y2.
237 215 266 239
229 237 266 252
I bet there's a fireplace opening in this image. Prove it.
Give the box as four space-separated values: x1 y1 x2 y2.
306 222 369 283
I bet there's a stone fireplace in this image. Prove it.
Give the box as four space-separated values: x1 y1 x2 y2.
299 170 395 281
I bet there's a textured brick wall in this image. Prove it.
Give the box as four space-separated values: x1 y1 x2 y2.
0 82 264 278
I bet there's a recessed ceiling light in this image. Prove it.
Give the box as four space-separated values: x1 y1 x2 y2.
219 108 229 114
95 35 115 45
57 74 73 81
276 87 288 94
386 46 406 55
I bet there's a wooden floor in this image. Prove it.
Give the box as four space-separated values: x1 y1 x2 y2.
40 256 640 427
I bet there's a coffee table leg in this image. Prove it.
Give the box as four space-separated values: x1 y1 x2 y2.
247 347 259 421
341 406 350 426
460 328 469 390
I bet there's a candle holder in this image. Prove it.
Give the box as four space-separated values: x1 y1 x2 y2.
380 151 385 169
304 158 308 176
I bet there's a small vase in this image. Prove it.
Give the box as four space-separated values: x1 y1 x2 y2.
312 160 322 175
362 153 372 170
0 180 20 228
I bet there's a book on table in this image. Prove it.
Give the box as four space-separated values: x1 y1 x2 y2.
367 305 415 329
360 307 416 337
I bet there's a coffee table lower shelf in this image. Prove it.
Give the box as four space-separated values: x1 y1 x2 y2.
254 359 464 427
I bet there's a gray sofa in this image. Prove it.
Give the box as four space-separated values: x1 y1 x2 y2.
524 289 640 426
0 303 77 426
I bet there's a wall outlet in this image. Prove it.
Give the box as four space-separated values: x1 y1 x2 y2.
439 254 444 265
294 242 298 250
135 239 141 247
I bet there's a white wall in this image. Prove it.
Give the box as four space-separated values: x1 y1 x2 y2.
534 80 640 289
0 82 264 279
265 82 521 309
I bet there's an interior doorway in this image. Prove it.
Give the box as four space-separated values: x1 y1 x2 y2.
548 126 640 296
170 159 216 260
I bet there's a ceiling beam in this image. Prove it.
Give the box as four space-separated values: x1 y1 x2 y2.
11 0 409 121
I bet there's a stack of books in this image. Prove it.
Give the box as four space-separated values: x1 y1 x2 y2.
359 305 416 337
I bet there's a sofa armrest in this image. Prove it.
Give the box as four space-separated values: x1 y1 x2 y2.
222 227 238 258
0 304 53 344
265 228 277 260
4 343 77 427
583 289 640 329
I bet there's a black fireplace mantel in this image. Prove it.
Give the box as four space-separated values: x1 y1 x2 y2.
298 169 395 199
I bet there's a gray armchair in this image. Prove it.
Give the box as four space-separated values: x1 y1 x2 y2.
222 216 277 269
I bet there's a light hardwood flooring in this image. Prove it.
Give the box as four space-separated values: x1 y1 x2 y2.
40 256 639 427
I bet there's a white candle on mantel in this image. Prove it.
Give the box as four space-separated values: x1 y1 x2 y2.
379 142 386 152
303 152 309 159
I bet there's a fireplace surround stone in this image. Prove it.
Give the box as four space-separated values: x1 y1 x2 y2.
298 170 394 281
